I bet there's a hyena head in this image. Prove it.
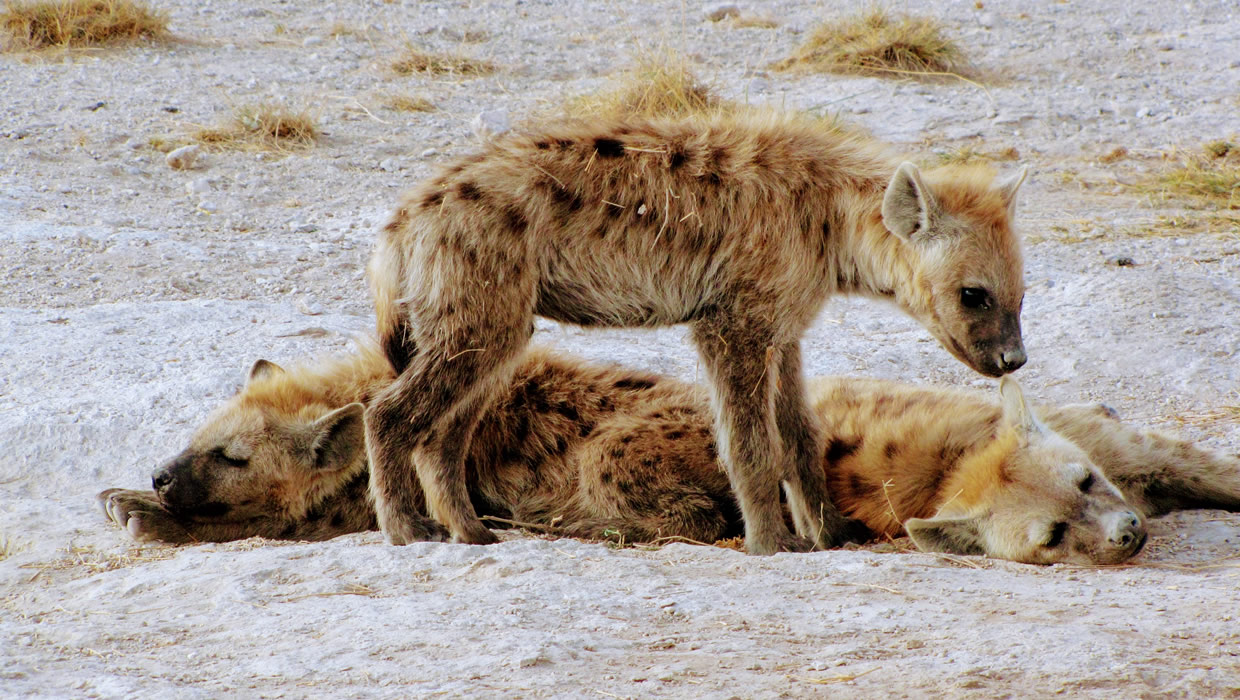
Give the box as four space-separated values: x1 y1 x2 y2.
904 377 1147 565
882 162 1028 378
151 360 368 523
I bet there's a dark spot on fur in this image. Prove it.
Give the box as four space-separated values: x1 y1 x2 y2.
579 422 595 438
330 513 344 528
641 456 659 468
594 137 625 158
382 317 415 374
598 396 614 412
551 437 568 455
610 447 626 459
501 205 528 235
939 443 965 466
822 220 831 237
535 141 550 150
421 190 444 208
600 471 613 484
849 474 877 498
306 505 325 522
555 402 580 422
706 172 722 186
614 377 657 391
665 430 686 441
825 437 861 464
604 202 623 219
280 523 298 538
556 139 573 149
884 441 899 460
594 224 609 239
618 481 635 495
620 434 633 445
551 186 583 216
705 442 718 461
668 147 687 170
457 181 482 201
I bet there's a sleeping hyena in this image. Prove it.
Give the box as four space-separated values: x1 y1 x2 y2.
99 345 1240 565
365 110 1029 554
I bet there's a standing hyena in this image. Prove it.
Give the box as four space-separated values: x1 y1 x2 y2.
367 110 1029 554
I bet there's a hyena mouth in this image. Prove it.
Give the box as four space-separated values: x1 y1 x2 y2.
1130 531 1149 557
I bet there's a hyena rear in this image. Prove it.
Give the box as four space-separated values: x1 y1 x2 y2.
100 346 1240 565
367 110 1028 554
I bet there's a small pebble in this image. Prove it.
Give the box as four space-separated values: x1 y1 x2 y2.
420 147 439 157
1106 255 1136 267
303 36 324 47
297 299 325 316
166 144 201 170
471 109 510 139
186 178 212 195
196 200 219 214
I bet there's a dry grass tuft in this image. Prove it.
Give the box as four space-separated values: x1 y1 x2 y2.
729 13 779 29
563 52 722 121
933 144 1019 166
1 0 168 48
1136 143 1240 210
0 535 20 561
774 8 970 80
382 93 436 113
192 103 320 152
392 46 496 77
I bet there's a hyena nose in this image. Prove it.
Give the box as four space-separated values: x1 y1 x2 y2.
998 347 1027 373
1109 512 1143 549
152 467 175 492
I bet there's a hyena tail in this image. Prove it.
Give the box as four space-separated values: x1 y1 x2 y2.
368 231 416 374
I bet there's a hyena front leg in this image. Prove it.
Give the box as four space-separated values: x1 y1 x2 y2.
692 317 810 555
774 341 849 549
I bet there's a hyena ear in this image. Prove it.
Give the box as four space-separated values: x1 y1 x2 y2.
302 402 366 471
994 166 1028 219
248 359 286 384
882 161 940 243
998 375 1048 445
905 515 986 556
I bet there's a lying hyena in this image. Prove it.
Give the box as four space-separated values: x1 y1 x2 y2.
365 110 1029 553
99 346 1240 565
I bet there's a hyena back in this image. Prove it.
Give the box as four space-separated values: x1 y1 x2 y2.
367 110 1028 554
100 346 1240 565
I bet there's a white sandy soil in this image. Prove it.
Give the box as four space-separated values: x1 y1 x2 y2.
2 0 1238 696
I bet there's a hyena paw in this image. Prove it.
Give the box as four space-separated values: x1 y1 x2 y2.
452 522 500 546
747 531 816 555
378 511 452 545
96 488 193 544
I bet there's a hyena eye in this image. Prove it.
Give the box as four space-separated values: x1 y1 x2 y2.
1043 522 1068 548
214 449 249 469
1079 473 1095 493
959 287 990 310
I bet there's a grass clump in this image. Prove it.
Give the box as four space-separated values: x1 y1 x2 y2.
774 8 970 80
382 93 436 113
933 144 1019 166
1 0 168 48
392 46 495 77
563 52 722 121
192 103 319 152
1136 142 1240 210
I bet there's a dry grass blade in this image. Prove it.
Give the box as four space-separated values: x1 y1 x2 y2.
563 51 722 121
1130 141 1240 211
382 93 436 113
392 46 495 77
1 0 168 49
790 667 879 685
774 8 970 81
192 103 319 152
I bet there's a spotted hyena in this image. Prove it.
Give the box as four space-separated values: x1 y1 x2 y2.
99 346 1240 565
364 110 1029 554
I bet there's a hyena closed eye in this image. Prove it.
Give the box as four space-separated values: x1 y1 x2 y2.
100 346 1240 565
365 110 1029 554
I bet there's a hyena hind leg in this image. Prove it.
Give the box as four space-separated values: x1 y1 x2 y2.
1044 406 1240 517
774 340 850 549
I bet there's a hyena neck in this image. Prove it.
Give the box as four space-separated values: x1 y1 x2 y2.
832 192 919 306
933 429 1020 518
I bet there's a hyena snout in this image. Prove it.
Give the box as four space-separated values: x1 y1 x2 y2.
1105 511 1146 556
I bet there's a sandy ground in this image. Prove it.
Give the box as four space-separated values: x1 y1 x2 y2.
2 0 1239 696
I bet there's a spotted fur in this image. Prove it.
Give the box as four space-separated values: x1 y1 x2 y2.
100 347 1239 564
365 110 1029 554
